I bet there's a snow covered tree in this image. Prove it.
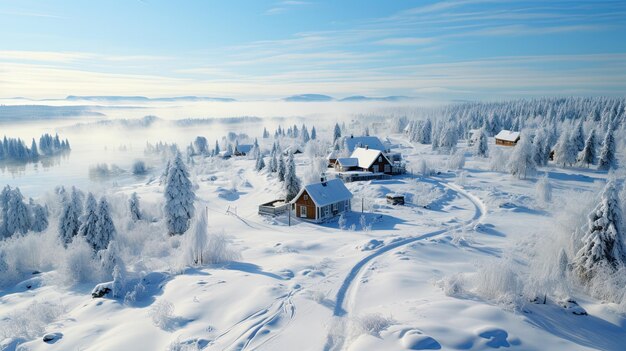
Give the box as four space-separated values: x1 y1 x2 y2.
79 193 99 248
598 130 617 171
571 121 585 151
507 135 536 179
255 155 266 171
578 129 596 167
311 126 317 140
553 131 577 167
535 174 552 207
418 119 432 144
438 123 458 153
575 179 626 281
532 129 549 167
333 123 342 143
59 187 83 247
214 140 220 155
194 136 208 155
277 153 286 182
30 201 48 232
284 153 301 202
4 187 31 236
301 125 310 143
188 207 209 266
30 138 39 159
262 127 270 138
129 192 142 221
94 196 116 252
164 153 195 235
269 148 278 173
473 128 488 157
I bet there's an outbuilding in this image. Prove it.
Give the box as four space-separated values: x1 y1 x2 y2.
291 178 352 222
495 130 520 146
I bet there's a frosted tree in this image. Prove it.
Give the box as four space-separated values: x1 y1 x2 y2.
574 179 626 281
5 187 31 236
59 187 83 247
268 147 277 173
30 139 39 159
598 130 616 171
553 131 577 167
535 174 552 207
193 136 208 155
473 128 488 157
30 201 48 232
572 121 585 152
262 127 270 138
79 193 99 248
301 125 310 143
129 192 142 221
0 186 10 237
284 153 301 202
277 153 286 182
188 207 209 266
532 129 549 166
438 123 458 153
214 140 220 155
311 126 317 140
419 119 432 144
338 212 346 230
578 129 596 167
99 240 125 281
507 135 536 179
333 123 342 143
255 154 266 171
164 153 196 235
94 196 116 252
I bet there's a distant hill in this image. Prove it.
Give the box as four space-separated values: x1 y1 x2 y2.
64 95 236 102
283 94 334 102
0 105 105 121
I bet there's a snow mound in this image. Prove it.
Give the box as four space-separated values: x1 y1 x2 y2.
358 239 384 251
401 330 441 350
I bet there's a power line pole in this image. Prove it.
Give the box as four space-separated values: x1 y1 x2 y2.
361 197 364 214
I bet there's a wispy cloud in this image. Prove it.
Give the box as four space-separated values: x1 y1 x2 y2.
0 10 63 19
264 1 311 15
376 37 436 46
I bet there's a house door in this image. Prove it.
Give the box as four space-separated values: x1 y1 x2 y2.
300 206 307 218
372 165 379 173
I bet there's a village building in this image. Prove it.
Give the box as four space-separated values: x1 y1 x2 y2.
234 144 253 156
283 146 303 155
342 135 388 153
291 178 352 222
326 150 338 167
350 147 393 174
495 130 520 146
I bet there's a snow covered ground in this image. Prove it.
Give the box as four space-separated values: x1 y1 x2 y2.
1 108 625 351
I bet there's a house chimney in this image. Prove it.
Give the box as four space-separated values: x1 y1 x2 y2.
320 173 327 185
365 145 369 150
350 134 353 139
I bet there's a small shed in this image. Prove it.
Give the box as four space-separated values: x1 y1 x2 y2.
326 150 338 167
334 157 359 172
234 144 253 156
291 178 352 222
495 130 520 146
386 193 405 205
258 199 289 216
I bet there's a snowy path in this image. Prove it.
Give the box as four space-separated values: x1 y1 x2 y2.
324 178 487 351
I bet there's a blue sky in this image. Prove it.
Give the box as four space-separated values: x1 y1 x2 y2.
1 0 625 99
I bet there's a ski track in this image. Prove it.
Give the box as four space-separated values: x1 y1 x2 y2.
207 287 300 351
324 178 487 351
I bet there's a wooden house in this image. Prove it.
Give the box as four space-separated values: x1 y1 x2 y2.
234 144 253 156
291 178 352 222
326 150 338 167
351 147 393 174
495 130 520 146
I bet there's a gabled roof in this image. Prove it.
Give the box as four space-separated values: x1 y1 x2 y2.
292 178 353 207
495 130 520 142
235 144 253 154
344 136 386 153
327 150 338 159
350 147 388 169
335 157 358 167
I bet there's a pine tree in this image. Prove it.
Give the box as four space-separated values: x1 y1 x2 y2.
277 153 286 182
419 119 432 144
214 140 220 155
30 139 39 159
333 123 342 143
532 129 549 166
575 179 626 281
94 196 116 252
311 126 317 140
30 201 48 232
553 132 577 167
578 129 596 167
572 121 585 152
129 192 142 221
507 135 536 179
598 130 617 171
0 186 10 237
164 153 196 235
284 153 301 202
79 193 99 249
59 187 83 247
255 155 266 171
5 187 31 236
301 125 310 143
473 128 488 157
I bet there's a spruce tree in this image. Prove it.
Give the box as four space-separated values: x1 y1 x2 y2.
129 192 142 221
598 130 617 171
30 201 48 232
507 135 536 179
311 126 317 140
79 193 99 248
333 123 342 143
277 153 286 182
6 187 31 236
553 132 577 167
59 188 83 247
578 129 596 167
572 121 585 152
164 153 195 235
255 155 266 171
473 128 488 157
575 180 626 281
284 153 301 202
94 196 116 252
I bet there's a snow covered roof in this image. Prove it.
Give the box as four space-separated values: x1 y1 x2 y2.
495 130 520 142
350 147 388 169
292 178 353 206
335 157 358 167
235 144 253 154
327 150 337 159
344 136 386 152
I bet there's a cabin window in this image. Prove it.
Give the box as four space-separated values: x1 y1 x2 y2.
384 164 391 173
304 195 308 201
332 203 338 212
323 206 330 217
300 206 307 218
378 156 382 162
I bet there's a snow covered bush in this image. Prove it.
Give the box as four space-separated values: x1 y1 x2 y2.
415 159 433 177
353 313 395 337
447 151 465 170
0 300 65 340
472 258 523 308
59 236 101 286
150 300 175 330
488 148 509 172
132 160 148 175
535 175 552 208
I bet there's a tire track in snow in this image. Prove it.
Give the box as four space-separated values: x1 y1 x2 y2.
324 179 487 351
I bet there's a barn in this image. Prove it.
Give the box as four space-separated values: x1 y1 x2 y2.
291 178 352 222
495 130 520 146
